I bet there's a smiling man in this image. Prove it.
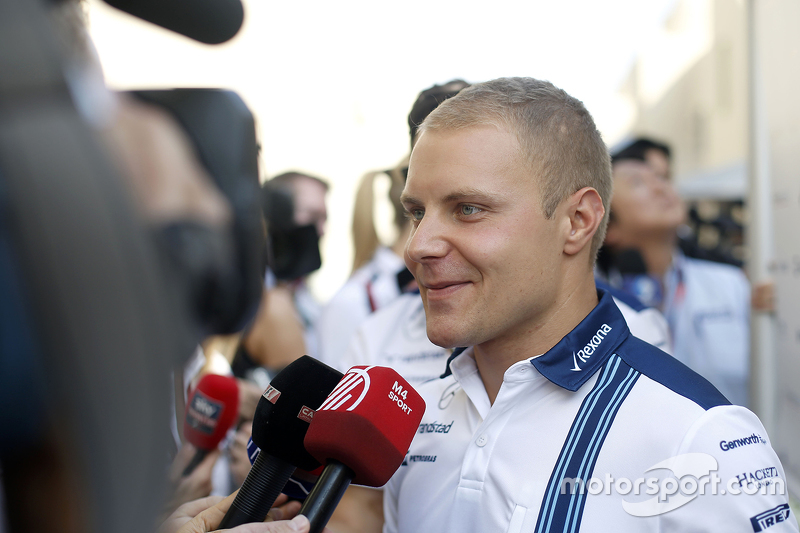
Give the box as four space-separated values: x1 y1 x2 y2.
381 78 796 533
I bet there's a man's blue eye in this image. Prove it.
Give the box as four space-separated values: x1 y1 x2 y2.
460 205 480 216
412 209 424 220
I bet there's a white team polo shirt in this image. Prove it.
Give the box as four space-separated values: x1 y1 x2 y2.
384 291 797 533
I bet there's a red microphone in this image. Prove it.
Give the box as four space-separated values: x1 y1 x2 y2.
182 373 239 476
300 365 425 532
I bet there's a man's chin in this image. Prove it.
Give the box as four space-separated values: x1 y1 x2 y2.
427 324 470 350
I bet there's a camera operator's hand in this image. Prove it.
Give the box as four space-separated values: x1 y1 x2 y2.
159 491 320 533
159 495 225 533
229 422 253 488
237 380 263 422
162 443 222 520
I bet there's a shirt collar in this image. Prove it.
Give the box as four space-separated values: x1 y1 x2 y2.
441 289 630 392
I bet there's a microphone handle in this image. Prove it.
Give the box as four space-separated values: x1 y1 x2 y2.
181 449 208 477
298 460 355 533
218 452 296 529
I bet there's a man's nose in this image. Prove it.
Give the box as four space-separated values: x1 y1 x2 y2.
405 213 449 265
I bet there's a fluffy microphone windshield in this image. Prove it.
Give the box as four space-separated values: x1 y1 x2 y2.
251 355 343 471
183 373 239 451
304 365 425 487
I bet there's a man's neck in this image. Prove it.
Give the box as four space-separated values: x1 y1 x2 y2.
472 273 599 405
635 235 676 278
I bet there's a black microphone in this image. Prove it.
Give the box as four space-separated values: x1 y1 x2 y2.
102 0 244 45
217 356 342 529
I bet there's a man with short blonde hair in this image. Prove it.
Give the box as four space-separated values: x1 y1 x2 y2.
382 77 795 533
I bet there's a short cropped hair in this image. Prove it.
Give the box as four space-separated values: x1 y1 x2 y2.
418 77 612 260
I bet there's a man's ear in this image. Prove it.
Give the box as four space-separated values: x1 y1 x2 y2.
563 187 604 256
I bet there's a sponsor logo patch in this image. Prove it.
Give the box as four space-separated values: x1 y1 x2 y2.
751 503 791 532
407 455 437 463
262 385 281 404
319 367 372 412
388 381 414 415
720 433 767 451
571 323 613 371
186 391 223 434
418 421 454 434
734 466 780 489
402 453 437 466
297 406 314 423
439 382 460 410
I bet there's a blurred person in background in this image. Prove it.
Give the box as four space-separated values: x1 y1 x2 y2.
316 158 411 368
604 138 774 312
610 137 672 180
225 172 331 494
605 137 743 266
600 149 751 406
231 171 328 381
266 171 329 362
269 171 329 239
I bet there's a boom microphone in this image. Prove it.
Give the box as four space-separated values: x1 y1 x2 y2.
182 373 239 476
218 356 342 529
102 0 244 45
300 366 425 533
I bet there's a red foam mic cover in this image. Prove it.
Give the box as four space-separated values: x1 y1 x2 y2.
304 366 425 487
184 374 239 451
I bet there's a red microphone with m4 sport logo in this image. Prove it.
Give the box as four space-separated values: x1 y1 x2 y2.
300 365 425 533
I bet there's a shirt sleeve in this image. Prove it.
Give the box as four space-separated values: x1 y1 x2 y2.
658 405 798 532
